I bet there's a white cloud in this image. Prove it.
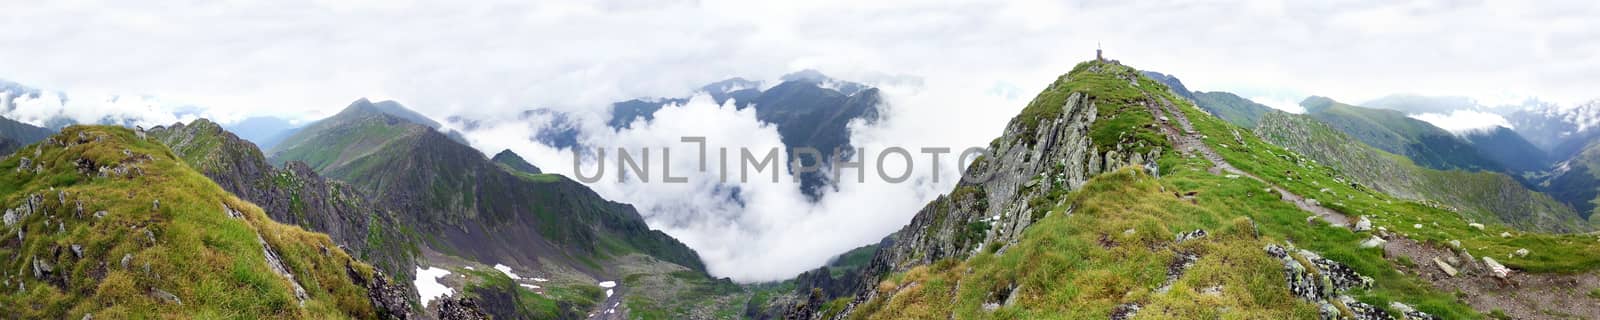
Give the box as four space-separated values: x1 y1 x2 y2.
1409 110 1514 134
1248 95 1308 114
462 76 1022 281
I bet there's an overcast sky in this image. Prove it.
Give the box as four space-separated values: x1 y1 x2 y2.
5 0 1599 281
4 0 1597 121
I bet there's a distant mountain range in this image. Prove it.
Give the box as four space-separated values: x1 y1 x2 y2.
0 115 53 155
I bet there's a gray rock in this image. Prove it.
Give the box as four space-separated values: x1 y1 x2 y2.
71 244 83 258
151 288 182 305
256 234 308 305
1432 257 1458 277
1174 229 1207 243
120 254 133 269
432 298 489 320
32 258 52 279
1483 257 1510 279
1353 216 1372 232
1358 236 1386 248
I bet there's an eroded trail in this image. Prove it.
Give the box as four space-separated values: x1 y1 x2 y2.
1148 97 1600 319
1145 97 1350 227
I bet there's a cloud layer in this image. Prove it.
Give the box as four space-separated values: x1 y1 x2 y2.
464 75 1024 281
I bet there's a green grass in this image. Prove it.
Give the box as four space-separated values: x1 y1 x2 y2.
1253 111 1591 233
622 268 744 320
1183 99 1600 274
459 267 603 319
0 126 382 318
838 60 1600 319
1016 60 1168 154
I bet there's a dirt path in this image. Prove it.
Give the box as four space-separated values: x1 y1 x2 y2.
1145 98 1349 226
1383 237 1600 319
1146 97 1600 319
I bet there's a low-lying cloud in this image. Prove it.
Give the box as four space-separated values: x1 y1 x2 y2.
1409 110 1514 134
462 77 1023 282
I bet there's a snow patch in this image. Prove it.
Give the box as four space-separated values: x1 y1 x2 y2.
413 266 455 308
493 264 521 279
598 281 616 288
519 283 541 289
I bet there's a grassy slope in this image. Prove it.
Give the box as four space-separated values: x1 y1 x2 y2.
1544 141 1600 220
1017 61 1167 154
1191 91 1274 128
849 61 1600 319
0 126 381 318
268 106 422 171
1254 111 1591 232
1300 97 1502 172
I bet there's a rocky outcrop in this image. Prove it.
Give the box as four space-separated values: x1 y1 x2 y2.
431 297 490 320
1265 244 1435 320
780 62 1165 320
347 265 413 320
147 120 418 281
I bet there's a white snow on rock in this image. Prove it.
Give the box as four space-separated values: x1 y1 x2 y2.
520 283 541 289
414 266 455 308
606 289 614 297
493 264 521 279
598 281 616 288
532 277 549 282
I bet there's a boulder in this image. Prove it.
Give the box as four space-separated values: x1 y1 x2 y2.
1358 236 1387 249
1513 248 1529 257
1353 216 1372 232
151 288 182 305
1468 223 1484 231
1482 257 1510 279
1432 257 1458 277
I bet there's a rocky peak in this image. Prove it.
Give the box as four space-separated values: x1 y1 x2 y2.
770 60 1172 319
490 149 542 174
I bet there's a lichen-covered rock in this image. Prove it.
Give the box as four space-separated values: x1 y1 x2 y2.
1174 229 1207 243
432 297 490 320
347 265 413 320
1266 244 1429 319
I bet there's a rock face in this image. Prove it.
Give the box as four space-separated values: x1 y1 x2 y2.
347 265 414 320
